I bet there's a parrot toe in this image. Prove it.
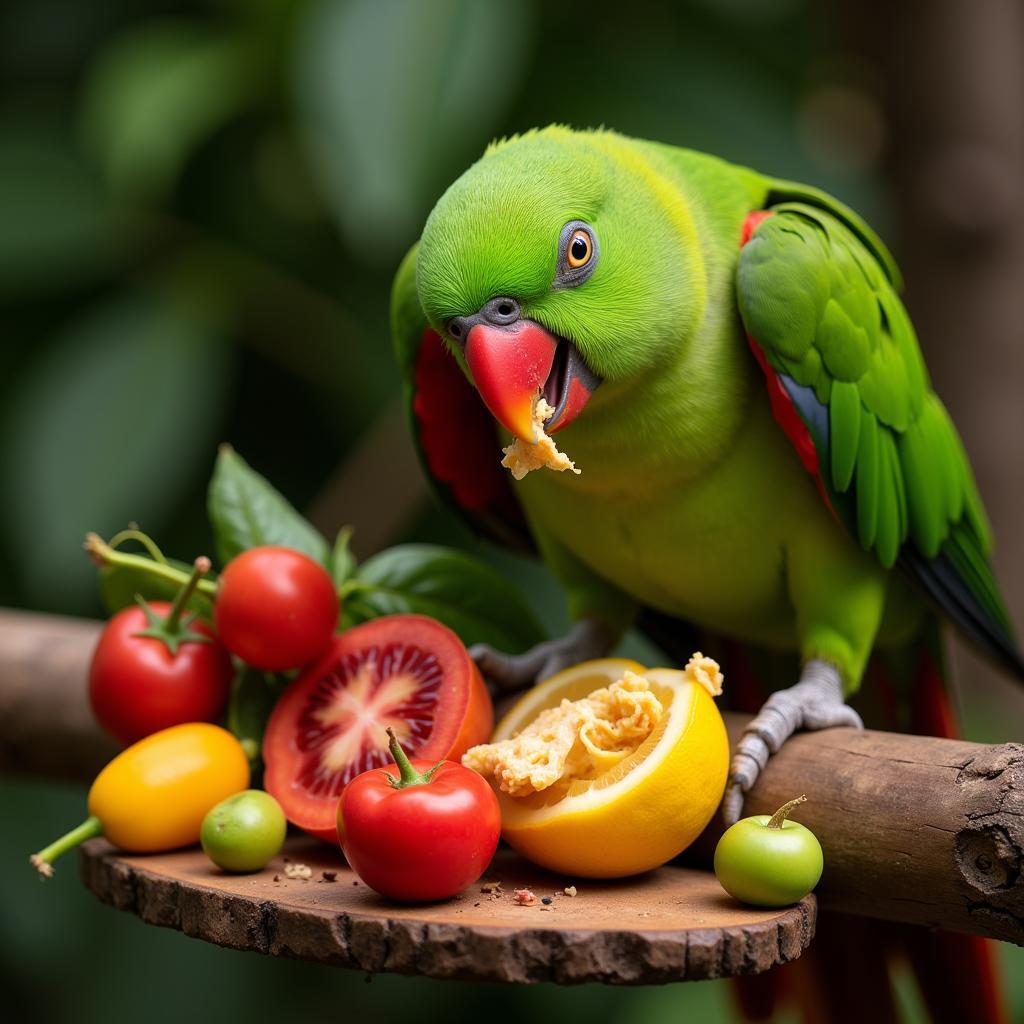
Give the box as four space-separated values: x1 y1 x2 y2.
470 617 614 696
722 659 863 824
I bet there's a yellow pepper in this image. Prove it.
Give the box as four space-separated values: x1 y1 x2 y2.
31 723 250 876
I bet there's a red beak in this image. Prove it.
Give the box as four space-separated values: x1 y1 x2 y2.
465 320 600 443
465 321 559 442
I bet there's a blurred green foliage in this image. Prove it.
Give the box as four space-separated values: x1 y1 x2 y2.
1 1 1020 1022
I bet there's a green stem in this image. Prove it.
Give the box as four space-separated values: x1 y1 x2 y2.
767 795 807 829
84 533 217 598
165 557 211 631
338 578 372 599
107 528 168 565
385 727 443 789
30 816 103 878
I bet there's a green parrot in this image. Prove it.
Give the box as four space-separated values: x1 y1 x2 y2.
390 125 1023 834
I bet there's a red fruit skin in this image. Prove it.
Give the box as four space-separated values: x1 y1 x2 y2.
262 614 494 843
215 546 339 671
338 759 500 902
88 603 233 746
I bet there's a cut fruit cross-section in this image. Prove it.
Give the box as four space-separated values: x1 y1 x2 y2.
263 615 493 842
470 657 728 878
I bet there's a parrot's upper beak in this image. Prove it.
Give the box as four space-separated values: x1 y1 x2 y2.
465 320 600 442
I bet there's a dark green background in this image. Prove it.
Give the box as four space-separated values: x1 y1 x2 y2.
2 1 1021 1021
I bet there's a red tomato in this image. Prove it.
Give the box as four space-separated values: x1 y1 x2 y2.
214 546 339 671
338 732 500 902
89 603 233 746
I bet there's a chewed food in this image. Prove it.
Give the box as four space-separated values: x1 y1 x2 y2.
501 398 581 480
463 670 662 797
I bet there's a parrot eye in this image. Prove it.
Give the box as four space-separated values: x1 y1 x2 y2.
555 221 599 288
567 230 592 268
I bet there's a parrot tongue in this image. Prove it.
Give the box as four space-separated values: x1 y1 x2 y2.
543 336 602 434
466 321 599 442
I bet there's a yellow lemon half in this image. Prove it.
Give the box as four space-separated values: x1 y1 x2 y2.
490 659 728 878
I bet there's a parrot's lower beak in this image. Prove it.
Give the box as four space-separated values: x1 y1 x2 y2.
465 321 600 442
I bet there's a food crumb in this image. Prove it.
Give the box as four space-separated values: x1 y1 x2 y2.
285 863 313 880
480 880 502 894
564 886 578 897
272 874 280 882
473 902 481 908
513 888 537 906
541 896 553 905
321 871 337 882
539 906 553 912
500 398 580 480
352 880 359 886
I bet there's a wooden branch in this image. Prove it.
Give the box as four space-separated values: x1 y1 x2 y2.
717 718 1024 946
1 609 1021 944
78 840 815 984
0 610 115 781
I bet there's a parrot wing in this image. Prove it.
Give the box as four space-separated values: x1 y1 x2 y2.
736 197 1024 680
391 243 533 552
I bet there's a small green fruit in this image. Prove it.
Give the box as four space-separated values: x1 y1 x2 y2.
201 789 286 873
714 795 823 907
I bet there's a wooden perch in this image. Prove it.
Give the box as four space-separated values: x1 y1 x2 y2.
1 609 1021 945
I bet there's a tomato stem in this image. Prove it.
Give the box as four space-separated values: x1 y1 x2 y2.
132 556 215 656
165 557 212 632
84 533 218 599
384 727 444 789
767 795 807 829
30 815 103 878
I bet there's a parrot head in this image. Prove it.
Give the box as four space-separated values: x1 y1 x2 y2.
416 126 704 443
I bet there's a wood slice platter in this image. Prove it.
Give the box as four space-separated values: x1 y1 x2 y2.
79 836 816 985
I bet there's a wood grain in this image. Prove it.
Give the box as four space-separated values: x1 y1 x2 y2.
78 836 815 984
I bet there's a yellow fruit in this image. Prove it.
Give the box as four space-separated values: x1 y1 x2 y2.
488 659 728 878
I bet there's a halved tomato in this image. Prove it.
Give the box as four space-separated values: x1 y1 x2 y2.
262 614 493 842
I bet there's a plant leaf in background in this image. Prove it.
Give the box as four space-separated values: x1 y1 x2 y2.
0 290 229 613
208 446 331 567
0 118 121 295
292 0 531 263
79 21 258 202
345 543 546 653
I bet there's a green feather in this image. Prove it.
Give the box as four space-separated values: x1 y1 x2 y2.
829 380 860 493
856 409 879 550
898 419 943 558
874 429 902 568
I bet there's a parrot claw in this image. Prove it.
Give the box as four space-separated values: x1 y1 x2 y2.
470 617 614 696
722 659 863 825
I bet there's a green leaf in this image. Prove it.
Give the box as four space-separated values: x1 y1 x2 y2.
227 665 283 766
99 557 215 620
80 22 257 202
292 0 531 262
331 526 358 591
348 544 545 653
207 446 329 567
0 289 229 613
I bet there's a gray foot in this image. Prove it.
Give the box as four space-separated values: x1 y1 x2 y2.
723 659 863 825
470 617 614 696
